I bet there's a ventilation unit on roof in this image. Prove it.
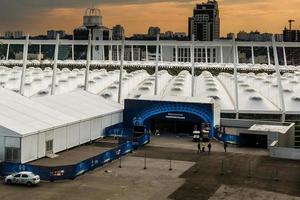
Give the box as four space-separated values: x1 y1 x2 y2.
174 82 184 86
206 87 218 91
207 95 220 100
143 81 153 86
134 94 142 98
249 96 262 101
206 83 216 87
271 84 278 88
244 88 256 92
108 85 118 90
24 82 32 86
33 78 42 82
172 87 183 92
93 76 102 80
9 77 18 81
101 93 112 99
139 86 150 91
290 80 299 84
283 89 293 93
263 80 272 84
77 73 85 77
101 74 109 77
292 96 300 102
58 79 68 83
69 75 77 79
239 83 249 88
38 90 49 95
176 78 185 82
88 80 95 84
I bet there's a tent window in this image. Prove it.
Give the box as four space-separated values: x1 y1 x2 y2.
5 147 20 163
46 140 53 154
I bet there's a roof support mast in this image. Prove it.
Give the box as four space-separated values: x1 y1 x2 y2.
118 36 125 103
232 37 239 119
272 36 286 122
84 31 92 91
191 34 195 97
19 34 29 96
51 34 60 95
154 34 160 95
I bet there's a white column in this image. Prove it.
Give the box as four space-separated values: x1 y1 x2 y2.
283 46 287 66
272 36 286 122
205 46 208 63
191 35 195 97
51 34 60 96
220 45 223 64
117 45 120 61
131 45 134 61
251 45 255 65
19 35 29 95
6 44 10 60
267 46 271 65
102 44 105 61
145 45 149 61
160 45 163 62
236 45 239 64
232 38 239 119
175 45 178 62
84 33 92 91
154 34 160 95
38 44 42 62
72 35 74 60
118 36 125 103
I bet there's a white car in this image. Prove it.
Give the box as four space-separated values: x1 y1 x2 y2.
5 171 40 186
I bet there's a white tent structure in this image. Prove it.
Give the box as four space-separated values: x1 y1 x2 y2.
0 87 123 163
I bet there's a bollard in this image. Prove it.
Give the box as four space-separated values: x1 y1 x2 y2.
220 160 224 175
273 167 279 181
169 159 172 171
144 151 147 170
119 157 122 168
247 160 251 178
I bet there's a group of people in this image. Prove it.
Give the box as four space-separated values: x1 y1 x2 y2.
197 142 212 153
197 141 228 154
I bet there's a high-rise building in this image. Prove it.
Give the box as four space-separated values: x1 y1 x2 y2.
148 27 160 38
4 31 23 39
112 25 125 40
188 0 220 41
283 27 300 42
47 30 66 39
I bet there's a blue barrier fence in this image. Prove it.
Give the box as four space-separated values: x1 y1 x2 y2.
0 140 139 181
104 123 133 138
214 132 240 145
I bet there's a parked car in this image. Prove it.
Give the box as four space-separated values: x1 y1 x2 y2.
5 171 40 186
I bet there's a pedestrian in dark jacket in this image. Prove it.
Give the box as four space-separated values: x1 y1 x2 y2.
197 142 201 154
224 142 228 152
208 142 212 153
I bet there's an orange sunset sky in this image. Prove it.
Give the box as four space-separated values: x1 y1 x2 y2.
0 0 299 36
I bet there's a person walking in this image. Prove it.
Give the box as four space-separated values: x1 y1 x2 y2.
197 142 201 154
224 141 228 153
202 143 205 152
208 142 212 153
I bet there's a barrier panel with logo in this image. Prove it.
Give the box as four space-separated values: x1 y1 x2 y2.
0 136 148 181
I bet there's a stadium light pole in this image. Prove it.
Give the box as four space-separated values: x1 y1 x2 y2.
283 46 287 66
71 35 75 60
19 34 29 96
191 34 195 97
251 45 255 65
118 36 125 103
267 46 271 65
220 45 223 64
232 38 239 119
272 36 286 122
6 43 10 60
84 31 92 91
154 34 160 95
51 34 60 96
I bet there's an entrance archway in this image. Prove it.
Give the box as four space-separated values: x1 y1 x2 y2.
131 102 215 137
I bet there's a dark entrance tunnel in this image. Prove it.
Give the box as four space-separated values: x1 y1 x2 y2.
239 133 268 149
144 112 206 135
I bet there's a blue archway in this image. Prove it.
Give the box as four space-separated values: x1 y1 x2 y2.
130 101 215 137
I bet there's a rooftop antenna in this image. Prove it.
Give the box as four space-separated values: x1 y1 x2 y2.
288 19 295 30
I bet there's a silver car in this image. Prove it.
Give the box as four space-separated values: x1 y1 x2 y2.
5 171 40 186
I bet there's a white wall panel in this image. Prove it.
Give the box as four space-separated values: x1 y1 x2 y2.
67 123 80 148
102 115 112 129
53 127 67 153
21 135 38 163
91 118 102 140
37 131 46 159
5 137 20 148
80 121 91 144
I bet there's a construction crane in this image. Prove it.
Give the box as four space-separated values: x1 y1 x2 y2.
288 19 295 30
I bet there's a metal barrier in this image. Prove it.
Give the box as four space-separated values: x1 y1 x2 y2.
0 141 136 181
